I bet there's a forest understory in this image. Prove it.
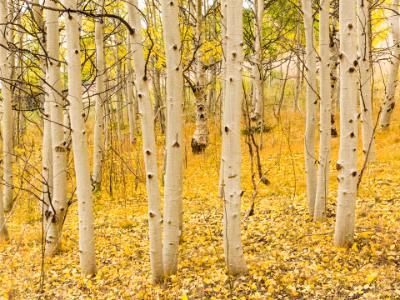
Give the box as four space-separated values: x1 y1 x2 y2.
1 110 399 299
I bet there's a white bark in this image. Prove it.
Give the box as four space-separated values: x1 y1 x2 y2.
92 3 105 191
221 0 248 275
251 0 264 121
44 0 68 256
334 0 359 247
160 0 184 276
302 0 317 216
330 24 339 138
0 11 8 237
218 0 227 198
126 0 164 283
358 0 375 161
0 0 14 213
126 35 137 144
63 0 96 275
191 0 209 153
314 0 331 221
380 0 400 129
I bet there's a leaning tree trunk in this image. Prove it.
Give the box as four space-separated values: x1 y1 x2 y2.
314 0 331 221
250 0 264 122
92 2 106 191
0 0 14 213
44 0 68 256
126 0 164 283
358 0 375 161
379 0 400 129
160 0 184 277
221 0 248 276
302 0 317 216
334 0 359 247
63 0 96 276
191 0 209 154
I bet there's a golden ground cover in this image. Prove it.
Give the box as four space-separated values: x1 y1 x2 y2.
1 112 400 299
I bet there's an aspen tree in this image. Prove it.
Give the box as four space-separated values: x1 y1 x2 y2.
329 22 339 138
32 0 53 213
160 0 184 276
358 0 375 161
379 0 400 129
302 0 317 216
218 0 227 198
92 1 105 191
44 0 68 256
126 0 164 283
125 37 137 144
0 0 14 213
314 0 331 221
63 0 96 275
0 180 7 241
221 0 248 275
334 0 359 247
251 0 264 122
0 24 8 239
191 0 209 154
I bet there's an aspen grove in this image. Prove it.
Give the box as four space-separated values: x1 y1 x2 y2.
1 0 400 298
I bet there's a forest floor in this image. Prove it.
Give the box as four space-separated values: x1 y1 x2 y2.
1 111 400 299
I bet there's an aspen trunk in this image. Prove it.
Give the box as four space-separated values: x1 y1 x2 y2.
334 0 359 247
0 1 9 239
358 0 375 161
152 65 166 133
126 0 164 283
160 0 184 276
302 0 317 216
293 21 302 113
0 0 14 213
92 3 105 191
191 0 209 154
63 0 96 275
0 175 8 241
221 0 248 275
250 0 264 122
45 0 68 256
113 34 124 142
126 35 137 144
42 93 53 212
218 0 227 198
314 0 331 221
379 0 400 129
329 23 339 138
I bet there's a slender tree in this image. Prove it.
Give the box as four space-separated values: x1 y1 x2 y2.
379 0 400 129
126 35 137 144
126 0 164 283
44 0 68 256
302 0 317 216
1 0 14 213
314 0 331 221
160 0 184 276
221 0 248 275
92 0 106 191
334 0 359 247
251 0 264 122
191 0 209 153
0 7 9 237
63 0 96 275
358 0 375 161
